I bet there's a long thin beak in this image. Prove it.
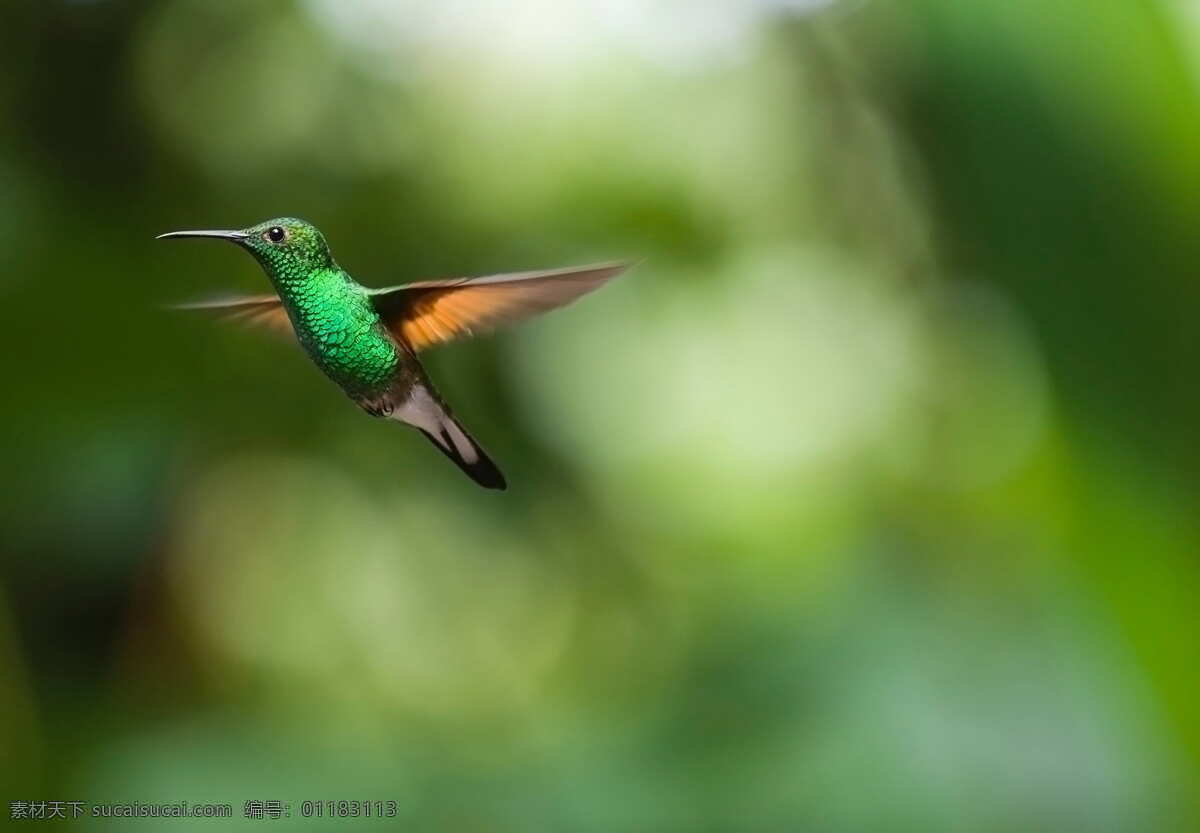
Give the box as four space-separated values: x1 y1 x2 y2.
156 230 248 241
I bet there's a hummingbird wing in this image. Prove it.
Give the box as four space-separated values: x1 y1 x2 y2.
369 261 632 351
169 294 293 335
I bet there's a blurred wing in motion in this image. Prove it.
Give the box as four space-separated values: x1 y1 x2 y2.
169 294 293 335
370 261 633 352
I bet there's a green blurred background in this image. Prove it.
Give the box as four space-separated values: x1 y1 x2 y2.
3 0 1200 829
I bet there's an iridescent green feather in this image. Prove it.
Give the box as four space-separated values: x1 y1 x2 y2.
241 220 400 400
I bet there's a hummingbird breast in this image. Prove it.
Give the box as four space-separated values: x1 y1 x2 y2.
281 272 402 399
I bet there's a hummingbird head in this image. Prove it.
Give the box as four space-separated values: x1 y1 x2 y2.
158 217 335 281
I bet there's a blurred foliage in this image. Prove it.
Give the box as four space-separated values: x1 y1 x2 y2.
2 0 1200 830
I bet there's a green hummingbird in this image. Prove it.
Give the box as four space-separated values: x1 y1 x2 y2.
159 217 631 490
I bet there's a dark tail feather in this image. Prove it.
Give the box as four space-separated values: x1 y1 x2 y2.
418 417 507 491
392 381 507 490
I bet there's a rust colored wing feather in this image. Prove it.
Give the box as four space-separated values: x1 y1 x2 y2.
370 261 632 352
169 294 293 335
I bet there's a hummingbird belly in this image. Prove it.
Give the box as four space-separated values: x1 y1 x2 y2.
288 291 401 400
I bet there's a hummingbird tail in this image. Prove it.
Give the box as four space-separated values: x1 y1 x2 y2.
394 385 507 490
417 417 507 491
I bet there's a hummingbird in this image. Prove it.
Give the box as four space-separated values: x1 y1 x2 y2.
159 217 631 490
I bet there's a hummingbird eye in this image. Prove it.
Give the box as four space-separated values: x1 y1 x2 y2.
265 226 287 243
